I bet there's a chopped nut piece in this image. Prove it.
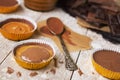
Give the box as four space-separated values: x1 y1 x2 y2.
78 68 83 76
17 71 22 77
7 67 14 74
53 58 58 67
50 68 56 74
30 72 38 77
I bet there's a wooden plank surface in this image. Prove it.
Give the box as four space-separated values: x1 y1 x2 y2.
0 0 120 80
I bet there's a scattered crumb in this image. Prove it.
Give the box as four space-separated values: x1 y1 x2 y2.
53 58 58 67
78 68 83 76
16 71 22 77
46 71 49 74
50 68 56 74
7 67 14 74
58 60 64 64
92 72 94 74
30 72 38 77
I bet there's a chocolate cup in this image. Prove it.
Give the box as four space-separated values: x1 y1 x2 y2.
12 39 56 70
0 15 37 40
92 49 120 79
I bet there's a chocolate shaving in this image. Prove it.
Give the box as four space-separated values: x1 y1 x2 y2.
30 72 38 77
7 67 14 74
53 58 58 67
92 72 95 74
50 68 56 74
16 71 22 77
78 68 83 76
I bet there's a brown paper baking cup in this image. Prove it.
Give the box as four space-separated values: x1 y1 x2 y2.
24 0 57 11
13 39 56 70
0 15 37 41
0 0 20 13
0 5 19 13
25 0 57 3
92 49 120 79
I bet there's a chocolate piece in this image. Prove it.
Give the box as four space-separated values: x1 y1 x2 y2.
7 67 14 74
0 0 18 7
89 28 120 44
78 68 83 76
50 68 56 74
30 72 38 77
93 50 120 72
16 72 22 77
53 58 58 67
108 14 120 36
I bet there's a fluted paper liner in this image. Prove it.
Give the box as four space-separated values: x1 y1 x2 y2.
0 0 20 13
24 0 57 11
13 39 56 70
0 15 37 41
92 48 120 79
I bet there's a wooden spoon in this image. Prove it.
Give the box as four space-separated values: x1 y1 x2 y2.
47 17 78 71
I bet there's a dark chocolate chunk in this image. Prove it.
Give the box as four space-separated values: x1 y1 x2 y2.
108 14 120 36
89 28 120 44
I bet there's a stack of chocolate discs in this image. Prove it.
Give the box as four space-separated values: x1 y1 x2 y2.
24 0 58 11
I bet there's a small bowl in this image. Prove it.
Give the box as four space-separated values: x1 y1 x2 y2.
0 15 37 41
0 0 20 13
92 49 120 79
13 39 56 70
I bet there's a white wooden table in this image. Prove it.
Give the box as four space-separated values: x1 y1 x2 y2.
0 0 120 80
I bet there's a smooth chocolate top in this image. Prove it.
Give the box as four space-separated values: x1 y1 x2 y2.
47 17 64 35
0 18 34 30
0 0 18 7
21 46 50 63
93 50 120 72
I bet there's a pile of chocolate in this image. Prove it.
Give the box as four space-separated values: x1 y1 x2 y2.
57 0 120 44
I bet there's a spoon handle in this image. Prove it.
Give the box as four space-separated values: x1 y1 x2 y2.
58 35 78 71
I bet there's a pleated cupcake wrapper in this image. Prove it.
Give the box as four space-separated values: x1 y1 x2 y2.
0 15 37 41
0 5 19 13
92 48 120 79
0 29 34 40
25 4 55 11
24 0 57 11
13 39 56 69
0 0 20 13
24 0 57 4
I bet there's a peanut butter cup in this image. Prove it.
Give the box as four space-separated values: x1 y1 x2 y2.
0 0 19 13
92 49 120 79
0 16 37 40
13 39 55 70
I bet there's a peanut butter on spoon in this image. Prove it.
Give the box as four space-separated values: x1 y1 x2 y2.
47 17 78 71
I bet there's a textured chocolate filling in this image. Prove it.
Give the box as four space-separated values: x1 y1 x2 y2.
93 50 120 72
0 18 34 30
0 0 18 7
